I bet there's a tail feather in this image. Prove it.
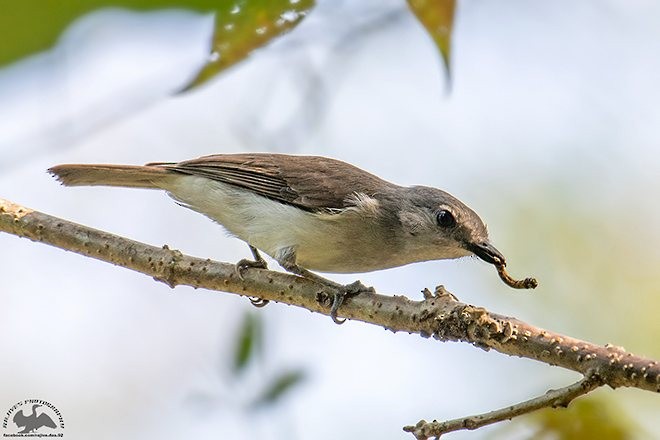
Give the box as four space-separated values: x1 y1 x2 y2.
48 164 172 189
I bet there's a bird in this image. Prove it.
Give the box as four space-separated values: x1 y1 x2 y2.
13 404 56 433
49 153 536 323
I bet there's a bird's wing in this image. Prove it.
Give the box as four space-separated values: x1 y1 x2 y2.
36 414 57 429
149 153 395 211
12 410 27 427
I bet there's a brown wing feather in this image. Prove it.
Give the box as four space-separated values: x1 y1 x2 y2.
148 153 395 211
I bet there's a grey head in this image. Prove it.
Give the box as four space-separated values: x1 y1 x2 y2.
383 185 506 266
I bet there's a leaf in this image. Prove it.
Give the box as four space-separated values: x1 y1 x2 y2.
406 0 456 84
251 369 305 408
0 1 200 67
232 312 262 374
184 0 316 90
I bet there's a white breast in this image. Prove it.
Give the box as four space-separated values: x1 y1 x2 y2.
163 176 358 269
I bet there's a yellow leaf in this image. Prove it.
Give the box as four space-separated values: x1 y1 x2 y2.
407 0 456 84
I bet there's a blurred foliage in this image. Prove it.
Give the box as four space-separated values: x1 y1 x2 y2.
232 312 263 374
0 0 218 66
528 397 636 440
0 1 456 91
406 0 455 82
492 396 638 440
251 369 306 408
229 312 305 409
503 181 660 355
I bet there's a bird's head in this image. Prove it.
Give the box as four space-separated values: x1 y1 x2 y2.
397 186 506 266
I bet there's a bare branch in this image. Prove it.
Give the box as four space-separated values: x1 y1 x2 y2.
2 197 659 435
403 372 602 439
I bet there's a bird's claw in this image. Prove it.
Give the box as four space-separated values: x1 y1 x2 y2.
329 291 347 325
249 297 270 307
235 257 270 308
235 258 268 280
323 280 374 325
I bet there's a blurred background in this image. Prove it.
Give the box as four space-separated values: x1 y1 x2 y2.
1 0 659 439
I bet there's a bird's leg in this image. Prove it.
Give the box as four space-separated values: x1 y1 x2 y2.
236 245 269 273
276 247 374 324
236 245 269 307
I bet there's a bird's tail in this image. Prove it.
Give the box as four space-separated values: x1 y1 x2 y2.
48 164 173 189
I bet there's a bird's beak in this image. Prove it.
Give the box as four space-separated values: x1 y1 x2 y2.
468 241 506 266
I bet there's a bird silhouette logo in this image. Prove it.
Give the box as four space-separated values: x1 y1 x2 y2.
13 403 57 433
2 399 64 435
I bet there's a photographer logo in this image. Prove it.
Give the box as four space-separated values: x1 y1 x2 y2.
2 399 64 437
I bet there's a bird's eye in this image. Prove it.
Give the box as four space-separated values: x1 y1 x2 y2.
436 210 456 228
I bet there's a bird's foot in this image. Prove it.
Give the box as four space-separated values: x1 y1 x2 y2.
276 249 373 325
235 257 268 279
235 250 269 307
317 280 375 325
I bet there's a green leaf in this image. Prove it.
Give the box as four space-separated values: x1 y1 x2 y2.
184 0 316 90
406 0 456 83
251 369 305 408
232 312 262 374
0 1 203 67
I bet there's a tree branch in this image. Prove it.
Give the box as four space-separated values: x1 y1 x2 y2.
403 371 602 439
2 197 659 435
